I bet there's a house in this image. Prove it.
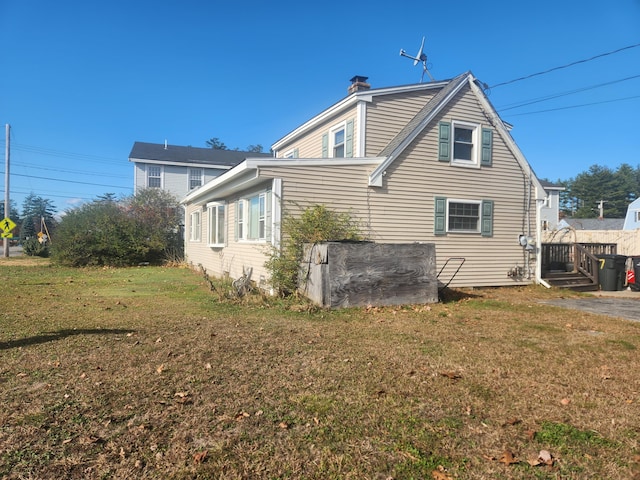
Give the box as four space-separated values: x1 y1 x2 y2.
181 72 546 290
128 141 271 201
623 198 640 230
539 180 565 231
558 218 625 230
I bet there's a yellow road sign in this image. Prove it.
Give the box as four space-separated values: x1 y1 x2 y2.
1 217 16 233
1 232 13 238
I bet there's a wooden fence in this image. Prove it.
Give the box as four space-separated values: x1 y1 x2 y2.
542 229 640 256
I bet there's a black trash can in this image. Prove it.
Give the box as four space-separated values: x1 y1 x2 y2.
597 254 627 291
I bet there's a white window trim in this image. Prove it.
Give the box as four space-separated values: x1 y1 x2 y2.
207 202 225 247
283 149 296 159
237 192 267 243
189 210 201 242
451 121 480 168
329 122 346 158
189 167 204 190
147 165 163 188
446 198 481 233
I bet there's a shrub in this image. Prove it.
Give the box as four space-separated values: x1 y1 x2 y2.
265 204 363 296
51 191 182 267
22 237 49 257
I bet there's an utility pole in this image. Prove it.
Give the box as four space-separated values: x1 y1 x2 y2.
597 200 606 219
3 124 9 258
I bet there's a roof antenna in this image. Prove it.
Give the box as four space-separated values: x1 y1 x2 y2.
399 36 435 83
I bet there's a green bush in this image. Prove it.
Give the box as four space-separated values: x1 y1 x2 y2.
22 237 49 257
51 191 182 267
265 204 363 296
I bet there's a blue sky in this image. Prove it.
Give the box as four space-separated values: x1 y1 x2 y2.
1 0 639 215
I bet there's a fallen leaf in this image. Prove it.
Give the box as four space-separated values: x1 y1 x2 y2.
526 429 536 441
204 362 212 370
279 421 289 429
560 397 571 406
156 364 165 374
235 412 250 421
440 371 462 380
498 449 518 465
193 451 207 464
431 469 453 479
528 449 554 467
255 410 264 416
174 391 188 398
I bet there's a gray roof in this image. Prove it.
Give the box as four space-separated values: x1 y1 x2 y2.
129 141 271 167
539 180 565 190
561 218 625 230
378 72 469 157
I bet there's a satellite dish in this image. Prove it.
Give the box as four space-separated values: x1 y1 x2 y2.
399 36 434 83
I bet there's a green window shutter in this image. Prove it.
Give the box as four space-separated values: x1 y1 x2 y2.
321 133 328 158
293 148 299 158
481 199 494 237
481 128 493 166
434 196 447 235
438 122 451 162
345 119 354 158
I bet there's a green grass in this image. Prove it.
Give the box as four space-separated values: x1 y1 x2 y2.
1 258 639 479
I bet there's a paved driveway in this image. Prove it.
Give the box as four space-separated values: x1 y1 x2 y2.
542 291 640 322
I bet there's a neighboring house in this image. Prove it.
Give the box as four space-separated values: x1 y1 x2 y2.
623 198 640 230
128 141 271 201
539 180 565 231
181 72 546 290
557 218 625 231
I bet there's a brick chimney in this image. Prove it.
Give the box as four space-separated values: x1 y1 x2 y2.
348 75 370 95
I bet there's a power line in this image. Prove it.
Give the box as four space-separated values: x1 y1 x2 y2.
502 94 640 117
0 171 131 189
489 42 640 89
497 74 640 112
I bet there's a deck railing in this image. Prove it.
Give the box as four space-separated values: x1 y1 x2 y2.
541 242 617 273
574 244 600 285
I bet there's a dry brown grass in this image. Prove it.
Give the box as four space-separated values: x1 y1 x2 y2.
0 260 639 479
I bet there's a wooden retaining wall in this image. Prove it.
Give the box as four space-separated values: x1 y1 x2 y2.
300 242 438 308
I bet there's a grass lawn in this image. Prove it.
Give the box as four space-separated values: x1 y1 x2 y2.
0 257 639 479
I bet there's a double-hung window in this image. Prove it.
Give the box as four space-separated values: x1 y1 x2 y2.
434 197 493 237
189 210 201 241
189 168 204 190
438 121 493 167
237 193 266 241
453 123 476 164
332 126 345 158
147 165 162 188
207 203 225 246
448 200 481 232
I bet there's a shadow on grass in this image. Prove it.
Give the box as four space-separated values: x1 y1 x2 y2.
438 287 483 303
0 328 136 350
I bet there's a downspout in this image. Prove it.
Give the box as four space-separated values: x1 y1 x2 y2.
536 196 551 288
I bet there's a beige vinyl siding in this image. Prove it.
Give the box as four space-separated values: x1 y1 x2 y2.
259 165 371 215
185 82 537 290
365 91 438 156
366 85 536 287
275 108 358 158
184 195 273 286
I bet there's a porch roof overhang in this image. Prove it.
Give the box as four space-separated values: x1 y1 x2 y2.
180 157 385 206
